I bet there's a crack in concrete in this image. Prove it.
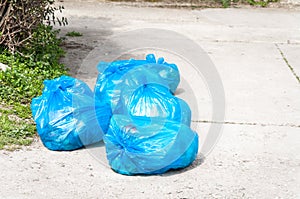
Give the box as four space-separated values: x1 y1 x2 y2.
203 40 300 45
275 43 300 84
192 120 300 128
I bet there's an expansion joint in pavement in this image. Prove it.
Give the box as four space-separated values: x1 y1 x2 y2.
192 120 300 128
275 43 300 84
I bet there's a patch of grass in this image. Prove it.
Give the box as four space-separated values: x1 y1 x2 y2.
247 0 266 6
221 0 230 7
247 0 278 7
0 25 68 149
0 108 35 150
66 31 83 37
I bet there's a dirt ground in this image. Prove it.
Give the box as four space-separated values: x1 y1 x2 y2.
1 1 300 198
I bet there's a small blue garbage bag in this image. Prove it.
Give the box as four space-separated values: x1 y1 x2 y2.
104 114 199 175
94 54 180 113
115 83 191 126
31 76 111 151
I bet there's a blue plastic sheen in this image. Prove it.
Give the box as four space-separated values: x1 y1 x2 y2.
104 115 199 175
94 54 180 113
115 83 191 126
30 55 199 175
31 76 111 151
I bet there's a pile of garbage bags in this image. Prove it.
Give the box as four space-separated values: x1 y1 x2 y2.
31 54 198 175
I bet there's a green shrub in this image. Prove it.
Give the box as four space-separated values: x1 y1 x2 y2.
0 26 67 104
0 24 68 149
0 0 67 53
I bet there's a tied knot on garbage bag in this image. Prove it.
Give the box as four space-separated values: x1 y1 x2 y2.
31 54 199 175
94 54 180 114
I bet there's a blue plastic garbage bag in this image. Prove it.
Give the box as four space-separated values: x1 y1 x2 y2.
94 54 180 113
115 83 191 126
104 114 198 175
31 76 111 151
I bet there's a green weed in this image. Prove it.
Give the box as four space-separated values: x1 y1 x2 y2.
66 31 83 37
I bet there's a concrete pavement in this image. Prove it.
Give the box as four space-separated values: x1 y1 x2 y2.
0 2 299 198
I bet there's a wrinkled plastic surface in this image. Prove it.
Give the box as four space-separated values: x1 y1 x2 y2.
94 54 180 113
104 115 198 175
31 76 111 151
115 83 191 126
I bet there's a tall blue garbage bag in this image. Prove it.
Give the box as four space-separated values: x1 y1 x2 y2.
31 76 111 151
94 54 180 113
104 114 199 175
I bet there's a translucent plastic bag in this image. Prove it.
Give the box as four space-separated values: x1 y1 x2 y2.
104 115 198 175
31 76 111 151
115 83 191 126
94 54 180 113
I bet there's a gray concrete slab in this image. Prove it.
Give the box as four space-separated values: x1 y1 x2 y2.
59 2 300 43
0 124 299 198
59 5 300 126
201 41 300 125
